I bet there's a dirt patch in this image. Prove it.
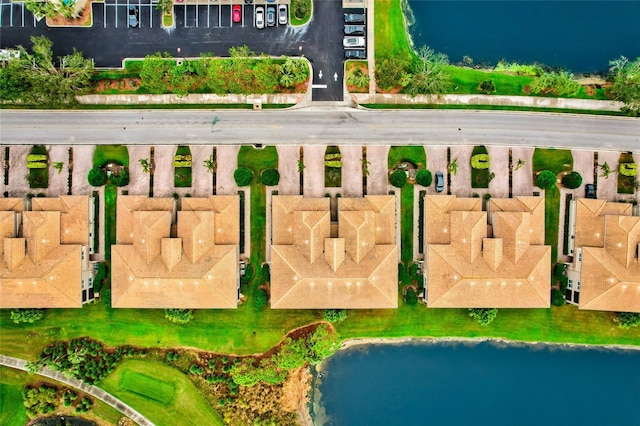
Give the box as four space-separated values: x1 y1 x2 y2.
92 78 141 94
584 85 596 97
281 368 313 424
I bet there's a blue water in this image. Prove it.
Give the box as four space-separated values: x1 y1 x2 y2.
406 0 640 73
316 341 640 425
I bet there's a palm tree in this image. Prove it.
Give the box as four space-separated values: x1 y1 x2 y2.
203 155 216 173
139 158 151 173
447 158 458 175
279 72 294 87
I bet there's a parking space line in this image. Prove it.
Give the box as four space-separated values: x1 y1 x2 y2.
207 5 210 28
21 3 24 27
183 4 186 28
149 1 153 28
104 2 107 27
218 4 220 27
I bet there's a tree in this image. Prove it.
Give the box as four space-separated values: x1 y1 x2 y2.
323 309 347 323
407 46 450 96
140 52 173 94
609 56 640 116
203 155 216 173
614 312 640 329
87 167 107 187
415 169 433 187
535 170 557 189
10 309 44 324
389 170 407 188
297 160 305 173
478 80 496 94
306 324 339 364
139 158 151 173
155 0 173 14
375 55 412 90
361 159 370 177
1 36 93 106
598 162 612 178
52 162 64 174
254 288 268 310
551 289 565 306
273 338 307 370
234 167 254 187
261 168 280 186
448 158 458 175
561 171 583 189
110 168 129 187
530 70 580 96
346 68 370 88
291 0 311 20
404 288 418 305
468 308 498 326
164 308 194 324
514 159 526 171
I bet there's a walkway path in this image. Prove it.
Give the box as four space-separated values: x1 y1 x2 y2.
0 354 154 426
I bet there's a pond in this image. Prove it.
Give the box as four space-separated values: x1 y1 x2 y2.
314 340 640 425
405 0 640 73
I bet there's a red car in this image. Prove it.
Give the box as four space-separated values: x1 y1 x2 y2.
233 5 241 23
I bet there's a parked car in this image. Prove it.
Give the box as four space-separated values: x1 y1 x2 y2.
128 5 139 28
344 25 365 35
232 5 241 23
435 172 445 192
344 13 365 23
255 6 264 29
278 4 288 25
343 36 365 48
585 183 596 199
344 49 366 59
266 6 276 26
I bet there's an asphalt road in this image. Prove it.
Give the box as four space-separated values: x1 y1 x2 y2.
0 0 347 101
1 109 638 152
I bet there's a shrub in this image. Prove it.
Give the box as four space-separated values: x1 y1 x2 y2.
164 308 194 324
323 309 347 323
173 161 192 168
189 364 205 375
26 162 47 169
166 352 179 362
291 0 311 20
93 263 107 292
551 289 565 306
254 288 268 310
261 168 280 186
110 168 129 187
10 309 44 324
468 308 498 326
261 263 271 282
306 324 339 364
535 170 557 189
234 167 254 187
415 169 433 187
471 154 490 169
619 163 638 177
614 312 640 329
87 167 107 187
404 288 418 305
478 80 496 94
561 171 582 189
389 170 407 188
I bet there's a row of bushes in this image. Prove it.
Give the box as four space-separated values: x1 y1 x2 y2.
233 167 280 187
173 160 192 168
88 167 129 187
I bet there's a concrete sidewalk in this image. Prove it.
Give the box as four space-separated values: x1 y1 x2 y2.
0 354 153 426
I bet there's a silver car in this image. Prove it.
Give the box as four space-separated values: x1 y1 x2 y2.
278 4 288 25
343 37 365 48
266 6 276 27
255 6 264 29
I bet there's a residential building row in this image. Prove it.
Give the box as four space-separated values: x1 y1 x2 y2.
1 193 638 313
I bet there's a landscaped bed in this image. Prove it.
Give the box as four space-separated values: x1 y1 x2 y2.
174 146 192 188
617 152 637 194
470 145 491 188
345 60 370 93
26 145 48 189
324 146 342 187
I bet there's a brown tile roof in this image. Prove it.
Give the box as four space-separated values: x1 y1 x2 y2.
1 197 90 308
111 196 240 309
574 199 632 249
270 195 398 309
574 201 640 312
425 195 550 308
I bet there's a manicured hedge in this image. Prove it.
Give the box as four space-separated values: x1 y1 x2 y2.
619 162 637 177
561 171 582 189
110 168 129 187
234 167 254 187
88 167 107 187
389 170 407 188
536 170 557 189
471 153 490 169
415 169 433 187
261 168 280 186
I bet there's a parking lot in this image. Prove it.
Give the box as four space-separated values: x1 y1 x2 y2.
0 0 43 28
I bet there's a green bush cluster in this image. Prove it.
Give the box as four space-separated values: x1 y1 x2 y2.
404 288 418 305
323 309 347 323
261 168 280 186
614 312 640 329
530 70 580 96
110 168 129 187
26 161 47 169
551 289 565 306
166 351 180 362
173 160 192 168
27 154 47 162
561 171 583 189
189 364 205 375
87 167 107 187
93 262 107 292
261 263 271 282
22 385 57 418
471 154 490 169
619 162 638 177
415 169 433 187
10 308 44 324
535 170 557 189
254 288 269 310
468 308 498 326
165 308 194 324
234 167 254 187
389 170 407 188
174 154 192 161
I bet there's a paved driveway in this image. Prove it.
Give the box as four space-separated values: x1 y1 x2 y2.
215 145 239 195
510 147 534 196
340 145 362 197
571 149 595 198
302 145 326 198
450 145 473 197
71 146 94 195
190 145 214 197
46 146 68 196
425 145 447 194
365 145 389 195
152 145 175 197
5 145 29 196
487 145 508 198
276 145 301 195
127 145 151 196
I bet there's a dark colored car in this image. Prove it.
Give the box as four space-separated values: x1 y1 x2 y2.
435 172 445 192
344 25 365 35
344 49 366 59
585 184 596 199
344 13 365 23
266 6 276 27
232 5 241 23
128 6 139 28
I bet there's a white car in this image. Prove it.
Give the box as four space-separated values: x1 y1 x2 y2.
278 4 288 25
255 6 264 29
343 36 365 48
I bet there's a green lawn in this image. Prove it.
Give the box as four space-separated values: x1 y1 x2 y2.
104 184 117 261
101 359 223 426
93 145 130 167
532 148 573 262
337 300 640 346
375 0 415 59
388 146 426 263
0 366 122 426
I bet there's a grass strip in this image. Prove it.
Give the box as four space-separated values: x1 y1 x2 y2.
360 103 627 116
120 371 175 405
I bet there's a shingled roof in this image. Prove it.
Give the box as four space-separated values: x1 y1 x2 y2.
0 196 90 308
425 195 550 308
111 195 240 309
573 199 640 312
270 195 398 309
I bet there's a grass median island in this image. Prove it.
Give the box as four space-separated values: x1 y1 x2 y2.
101 359 223 426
